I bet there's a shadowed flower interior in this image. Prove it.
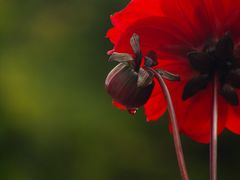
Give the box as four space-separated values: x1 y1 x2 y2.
183 33 240 106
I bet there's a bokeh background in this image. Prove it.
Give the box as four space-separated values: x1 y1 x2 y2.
0 0 240 179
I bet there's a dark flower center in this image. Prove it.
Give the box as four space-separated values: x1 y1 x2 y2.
183 32 240 105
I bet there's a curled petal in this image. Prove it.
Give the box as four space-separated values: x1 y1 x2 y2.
144 51 158 67
130 33 142 70
130 33 141 55
156 69 180 81
109 52 134 63
137 68 153 87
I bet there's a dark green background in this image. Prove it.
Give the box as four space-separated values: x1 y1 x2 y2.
0 0 239 179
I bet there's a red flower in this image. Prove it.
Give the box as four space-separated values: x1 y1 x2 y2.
107 0 240 143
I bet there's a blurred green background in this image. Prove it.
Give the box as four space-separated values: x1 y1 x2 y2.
0 0 240 179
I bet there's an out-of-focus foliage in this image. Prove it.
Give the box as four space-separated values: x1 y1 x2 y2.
0 0 239 179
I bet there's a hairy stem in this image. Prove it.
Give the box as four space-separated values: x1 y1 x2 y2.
146 67 189 180
210 75 218 180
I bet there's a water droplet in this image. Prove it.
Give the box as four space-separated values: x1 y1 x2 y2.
128 108 138 115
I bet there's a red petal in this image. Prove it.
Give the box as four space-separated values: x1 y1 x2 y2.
107 0 163 44
108 0 240 48
170 81 227 143
159 0 216 44
226 103 240 134
144 55 194 121
222 0 240 20
144 78 167 121
155 58 195 80
215 0 240 42
112 101 127 110
107 0 229 46
111 0 163 26
114 17 195 59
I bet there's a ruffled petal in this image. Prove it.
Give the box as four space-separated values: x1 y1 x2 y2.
107 0 163 44
108 0 240 47
108 1 210 49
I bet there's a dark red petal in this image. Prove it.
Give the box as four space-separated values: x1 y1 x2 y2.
170 82 227 143
215 33 234 60
209 0 240 41
205 0 226 36
227 69 240 88
222 0 240 15
187 52 212 73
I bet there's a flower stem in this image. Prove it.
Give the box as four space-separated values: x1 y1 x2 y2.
210 75 218 180
146 67 189 180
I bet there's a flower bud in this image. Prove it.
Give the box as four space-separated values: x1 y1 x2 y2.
105 63 154 109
